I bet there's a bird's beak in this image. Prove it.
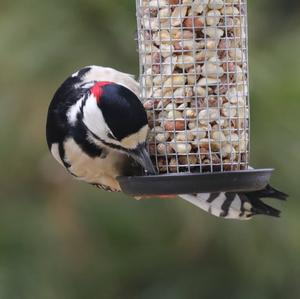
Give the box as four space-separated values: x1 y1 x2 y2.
130 143 157 175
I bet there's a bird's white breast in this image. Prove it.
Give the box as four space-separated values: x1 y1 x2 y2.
62 138 125 191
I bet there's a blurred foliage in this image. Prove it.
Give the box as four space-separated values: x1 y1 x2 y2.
0 0 299 298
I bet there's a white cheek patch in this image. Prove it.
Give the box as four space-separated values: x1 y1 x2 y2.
82 96 126 147
82 96 121 148
82 96 106 137
120 125 149 149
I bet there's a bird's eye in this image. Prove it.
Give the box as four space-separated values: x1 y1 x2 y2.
107 132 117 140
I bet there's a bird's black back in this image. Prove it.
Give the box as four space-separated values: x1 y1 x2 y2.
46 67 91 149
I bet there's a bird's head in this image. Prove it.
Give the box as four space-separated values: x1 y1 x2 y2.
80 81 156 175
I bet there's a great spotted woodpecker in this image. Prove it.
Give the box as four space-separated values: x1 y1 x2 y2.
46 65 156 192
46 66 287 219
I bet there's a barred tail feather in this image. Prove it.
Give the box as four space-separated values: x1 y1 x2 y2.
179 185 287 220
179 192 248 219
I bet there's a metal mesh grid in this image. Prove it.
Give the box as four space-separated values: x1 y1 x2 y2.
136 0 250 174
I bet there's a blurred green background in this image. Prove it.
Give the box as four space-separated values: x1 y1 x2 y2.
0 1 299 298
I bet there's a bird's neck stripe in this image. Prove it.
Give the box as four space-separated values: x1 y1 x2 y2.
90 81 113 101
87 127 124 152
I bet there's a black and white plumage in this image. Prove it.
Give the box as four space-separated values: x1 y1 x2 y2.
46 65 156 192
46 65 287 220
180 184 287 220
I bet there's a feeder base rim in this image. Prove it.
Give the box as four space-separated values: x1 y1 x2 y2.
117 169 274 196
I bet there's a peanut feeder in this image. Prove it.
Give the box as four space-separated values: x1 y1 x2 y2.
118 0 273 196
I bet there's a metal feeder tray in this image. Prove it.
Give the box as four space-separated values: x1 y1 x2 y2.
117 169 273 197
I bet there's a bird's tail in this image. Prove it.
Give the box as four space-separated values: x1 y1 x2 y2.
179 185 288 220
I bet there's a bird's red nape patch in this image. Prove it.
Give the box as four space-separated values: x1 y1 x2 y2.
90 81 113 102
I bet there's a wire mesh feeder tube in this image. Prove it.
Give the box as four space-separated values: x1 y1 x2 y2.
117 0 274 196
137 0 250 175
